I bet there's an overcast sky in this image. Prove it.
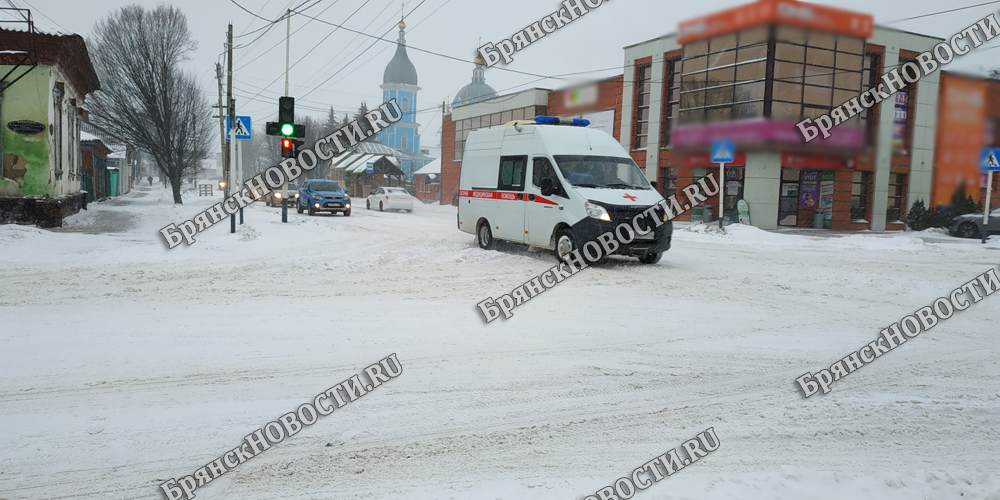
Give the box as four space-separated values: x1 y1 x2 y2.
13 0 1000 156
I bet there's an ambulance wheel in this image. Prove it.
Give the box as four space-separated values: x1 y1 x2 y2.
379 201 385 212
366 199 371 210
638 252 662 265
477 221 495 250
554 229 577 263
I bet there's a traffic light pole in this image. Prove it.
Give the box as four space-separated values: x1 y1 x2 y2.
281 8 291 224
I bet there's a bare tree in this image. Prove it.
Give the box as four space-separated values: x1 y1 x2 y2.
86 5 213 204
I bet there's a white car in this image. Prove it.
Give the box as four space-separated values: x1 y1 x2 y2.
367 187 414 212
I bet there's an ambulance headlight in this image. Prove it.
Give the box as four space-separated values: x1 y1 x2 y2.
586 202 611 222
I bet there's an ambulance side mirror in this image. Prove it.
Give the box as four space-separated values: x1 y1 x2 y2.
650 181 658 190
540 178 554 197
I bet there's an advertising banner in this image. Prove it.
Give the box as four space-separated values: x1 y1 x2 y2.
799 170 820 209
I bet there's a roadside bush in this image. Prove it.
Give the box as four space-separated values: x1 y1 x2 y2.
906 199 927 230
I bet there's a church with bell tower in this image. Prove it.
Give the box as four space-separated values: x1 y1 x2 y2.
378 8 423 176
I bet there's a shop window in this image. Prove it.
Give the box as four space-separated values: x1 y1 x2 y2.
851 171 871 220
661 58 681 148
887 173 907 221
633 63 652 150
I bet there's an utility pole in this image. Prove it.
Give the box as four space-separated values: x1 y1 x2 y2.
215 63 226 193
281 8 291 223
226 23 238 233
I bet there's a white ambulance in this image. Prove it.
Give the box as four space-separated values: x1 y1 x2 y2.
457 116 672 264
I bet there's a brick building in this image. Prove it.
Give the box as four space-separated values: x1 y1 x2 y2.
1 23 100 226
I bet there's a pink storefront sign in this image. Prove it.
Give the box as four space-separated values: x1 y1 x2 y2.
672 119 865 149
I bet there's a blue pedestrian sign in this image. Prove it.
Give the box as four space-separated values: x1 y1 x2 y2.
226 116 252 140
366 162 374 174
711 139 735 163
981 148 1000 171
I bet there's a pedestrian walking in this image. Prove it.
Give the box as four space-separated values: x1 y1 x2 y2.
148 175 153 186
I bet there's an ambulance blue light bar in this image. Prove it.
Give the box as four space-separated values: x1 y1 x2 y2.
533 116 590 127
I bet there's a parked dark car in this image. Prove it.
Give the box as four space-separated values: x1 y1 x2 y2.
297 179 351 216
948 207 1000 238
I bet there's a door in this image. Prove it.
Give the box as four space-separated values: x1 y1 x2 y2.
525 157 568 247
778 168 800 226
492 155 527 242
109 171 119 197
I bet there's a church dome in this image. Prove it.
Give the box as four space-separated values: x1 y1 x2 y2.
383 25 417 85
452 59 496 107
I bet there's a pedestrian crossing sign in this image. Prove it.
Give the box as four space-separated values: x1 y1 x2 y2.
981 149 1000 171
227 116 252 140
711 139 735 163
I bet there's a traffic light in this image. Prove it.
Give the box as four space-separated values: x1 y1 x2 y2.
279 96 294 125
281 137 294 158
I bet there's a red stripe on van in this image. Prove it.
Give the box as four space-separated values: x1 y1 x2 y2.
459 191 558 205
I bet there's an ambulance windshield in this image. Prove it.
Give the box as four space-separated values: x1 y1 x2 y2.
553 155 651 190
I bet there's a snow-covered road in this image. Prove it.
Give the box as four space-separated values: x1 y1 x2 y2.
1 183 998 500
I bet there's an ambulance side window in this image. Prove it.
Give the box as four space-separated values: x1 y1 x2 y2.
498 155 527 191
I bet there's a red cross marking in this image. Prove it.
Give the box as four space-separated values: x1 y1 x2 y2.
623 193 637 201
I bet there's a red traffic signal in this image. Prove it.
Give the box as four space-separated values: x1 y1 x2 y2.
281 138 293 158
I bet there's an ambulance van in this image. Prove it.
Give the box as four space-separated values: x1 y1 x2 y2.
457 116 672 264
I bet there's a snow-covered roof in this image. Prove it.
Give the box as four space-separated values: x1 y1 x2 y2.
414 158 440 176
108 150 127 159
80 131 100 142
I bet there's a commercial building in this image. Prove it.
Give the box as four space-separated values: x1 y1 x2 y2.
622 0 943 230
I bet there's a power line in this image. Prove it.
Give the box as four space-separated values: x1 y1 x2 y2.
304 0 453 96
242 0 364 105
885 0 1000 24
233 0 338 71
295 0 397 92
293 5 568 87
298 0 429 100
228 0 273 22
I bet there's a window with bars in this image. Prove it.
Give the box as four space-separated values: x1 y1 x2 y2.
661 58 681 148
851 171 871 220
887 173 907 221
633 63 652 150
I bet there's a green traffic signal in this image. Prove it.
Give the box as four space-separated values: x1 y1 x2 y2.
280 123 294 136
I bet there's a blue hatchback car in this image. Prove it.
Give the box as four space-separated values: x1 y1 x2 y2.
297 179 352 216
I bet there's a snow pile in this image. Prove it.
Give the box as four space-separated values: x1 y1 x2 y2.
1 184 998 500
